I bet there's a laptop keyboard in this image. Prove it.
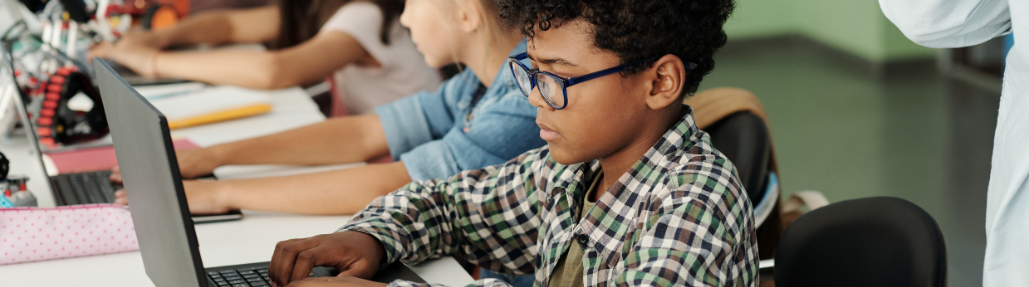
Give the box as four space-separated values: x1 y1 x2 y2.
51 170 119 205
208 266 315 287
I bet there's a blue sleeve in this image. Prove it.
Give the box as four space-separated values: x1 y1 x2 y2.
400 89 546 181
375 74 468 161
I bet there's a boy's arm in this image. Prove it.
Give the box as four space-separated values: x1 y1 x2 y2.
268 148 548 287
343 149 546 268
340 148 548 281
614 179 758 286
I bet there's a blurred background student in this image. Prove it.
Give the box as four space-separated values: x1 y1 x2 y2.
89 0 441 115
111 0 543 220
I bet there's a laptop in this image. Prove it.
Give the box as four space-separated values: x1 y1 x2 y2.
93 58 424 287
105 60 188 86
0 45 240 222
0 45 115 202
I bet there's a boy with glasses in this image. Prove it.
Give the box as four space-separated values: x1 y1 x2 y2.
266 0 755 286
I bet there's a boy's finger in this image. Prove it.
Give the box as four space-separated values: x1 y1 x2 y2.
269 239 319 286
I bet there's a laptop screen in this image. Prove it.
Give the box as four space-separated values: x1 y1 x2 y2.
94 58 208 287
0 45 28 138
0 46 63 199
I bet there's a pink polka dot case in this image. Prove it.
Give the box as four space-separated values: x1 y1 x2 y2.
0 204 138 265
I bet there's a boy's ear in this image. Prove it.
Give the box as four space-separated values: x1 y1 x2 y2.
645 55 686 110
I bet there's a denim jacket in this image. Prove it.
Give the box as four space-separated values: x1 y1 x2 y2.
375 40 545 181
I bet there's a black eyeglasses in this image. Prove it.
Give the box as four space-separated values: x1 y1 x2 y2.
507 53 697 110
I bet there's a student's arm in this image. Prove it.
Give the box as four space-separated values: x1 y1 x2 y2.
179 114 389 178
267 149 548 287
151 29 375 89
90 29 374 89
879 0 1010 48
111 114 393 214
150 5 281 48
613 178 757 286
88 6 279 64
182 161 412 215
179 95 539 214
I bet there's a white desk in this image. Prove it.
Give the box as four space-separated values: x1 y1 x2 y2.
1 86 473 286
168 87 324 147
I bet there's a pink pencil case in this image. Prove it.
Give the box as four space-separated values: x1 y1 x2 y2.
0 204 139 265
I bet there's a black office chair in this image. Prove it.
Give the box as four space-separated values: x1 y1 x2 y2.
704 110 782 260
762 197 947 287
705 111 773 222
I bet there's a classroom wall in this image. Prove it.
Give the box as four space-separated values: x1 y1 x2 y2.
723 0 795 39
726 0 937 62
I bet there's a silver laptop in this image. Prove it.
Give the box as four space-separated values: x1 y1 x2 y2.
93 58 423 287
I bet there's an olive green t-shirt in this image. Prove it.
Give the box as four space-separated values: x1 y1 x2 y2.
548 171 602 287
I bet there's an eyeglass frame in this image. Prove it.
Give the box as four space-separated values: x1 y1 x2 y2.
507 53 698 110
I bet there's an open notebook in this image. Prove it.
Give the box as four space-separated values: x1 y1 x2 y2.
147 86 273 130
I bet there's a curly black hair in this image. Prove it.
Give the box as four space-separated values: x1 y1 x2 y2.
497 0 734 97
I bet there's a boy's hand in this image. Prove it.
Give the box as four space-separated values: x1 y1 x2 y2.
270 232 386 287
282 276 388 287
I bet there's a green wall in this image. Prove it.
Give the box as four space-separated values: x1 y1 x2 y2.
724 0 795 39
725 0 936 62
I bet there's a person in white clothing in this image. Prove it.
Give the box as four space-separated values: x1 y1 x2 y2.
879 0 1028 285
90 0 442 115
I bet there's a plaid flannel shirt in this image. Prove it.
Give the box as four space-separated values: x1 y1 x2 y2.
340 106 758 286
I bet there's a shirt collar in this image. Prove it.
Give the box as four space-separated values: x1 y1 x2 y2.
651 105 701 160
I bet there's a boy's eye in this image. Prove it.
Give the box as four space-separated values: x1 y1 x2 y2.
530 62 570 78
542 70 572 79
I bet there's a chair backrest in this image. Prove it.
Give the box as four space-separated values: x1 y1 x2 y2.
704 111 771 205
774 197 947 287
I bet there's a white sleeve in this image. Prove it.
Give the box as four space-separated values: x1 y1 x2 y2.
319 2 390 64
879 0 1011 48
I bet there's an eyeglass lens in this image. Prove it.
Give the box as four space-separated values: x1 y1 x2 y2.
537 74 564 107
509 60 566 108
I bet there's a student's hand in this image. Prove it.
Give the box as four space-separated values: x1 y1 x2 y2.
110 165 123 183
280 276 388 287
113 189 127 205
110 165 128 205
87 35 161 78
175 148 225 179
110 180 230 214
108 148 221 181
269 232 386 287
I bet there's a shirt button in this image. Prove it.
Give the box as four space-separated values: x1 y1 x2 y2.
576 234 589 246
